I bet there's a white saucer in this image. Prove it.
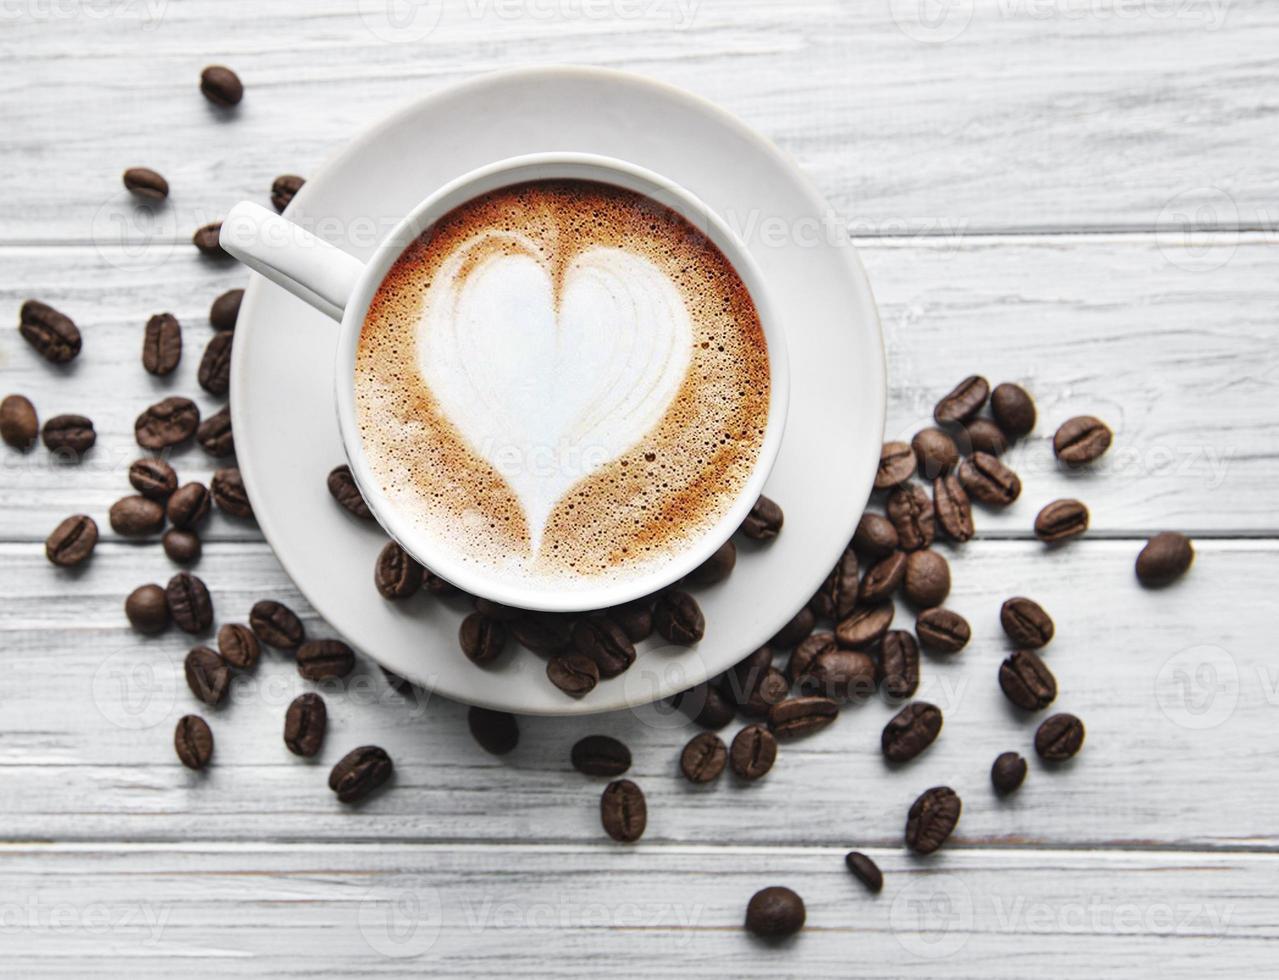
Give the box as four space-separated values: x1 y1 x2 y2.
230 66 885 716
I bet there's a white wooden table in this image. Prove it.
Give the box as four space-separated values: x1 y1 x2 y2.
3 1 1278 975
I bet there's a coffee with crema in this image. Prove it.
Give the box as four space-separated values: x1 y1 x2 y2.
355 179 770 592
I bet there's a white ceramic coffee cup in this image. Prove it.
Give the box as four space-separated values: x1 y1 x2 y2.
220 152 789 613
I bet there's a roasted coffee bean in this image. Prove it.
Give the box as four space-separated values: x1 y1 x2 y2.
511 614 573 655
802 649 876 702
768 696 838 739
193 221 227 258
745 886 805 939
859 551 906 604
196 406 234 457
600 779 647 842
381 668 415 694
166 482 210 530
730 723 778 780
673 681 736 730
163 529 201 565
1035 498 1089 543
915 607 971 654
742 668 790 717
935 375 989 426
681 731 728 783
375 541 423 599
686 538 736 586
573 615 636 678
185 646 231 705
904 549 950 608
174 715 213 770
654 590 704 645
991 383 1036 438
1035 713 1085 761
962 418 1008 456
46 514 97 567
547 654 599 698
1 394 38 449
198 331 233 395
200 65 243 106
992 751 1028 794
459 612 506 666
606 599 654 643
250 599 304 649
125 583 169 634
135 396 199 449
1136 532 1194 586
327 464 372 519
1054 415 1112 466
905 786 961 854
210 467 253 518
210 288 243 330
1000 597 1054 648
473 598 520 621
271 174 305 212
845 852 883 893
423 570 457 596
284 693 326 757
19 300 80 363
933 474 974 543
298 639 356 680
129 458 177 500
740 494 783 540
853 512 898 559
957 451 1021 506
875 441 916 490
769 605 814 648
835 603 894 649
167 572 212 633
811 546 859 620
122 166 169 200
789 632 836 683
724 646 774 707
572 735 631 776
912 427 958 479
110 495 166 537
217 623 259 669
882 702 943 762
468 707 519 755
879 630 921 700
887 484 935 551
42 414 96 455
329 745 393 803
142 313 182 375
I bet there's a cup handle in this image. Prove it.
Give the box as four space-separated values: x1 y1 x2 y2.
220 202 366 322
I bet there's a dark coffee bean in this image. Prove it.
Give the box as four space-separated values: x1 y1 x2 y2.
174 715 213 770
167 572 213 633
142 313 182 375
915 608 971 654
740 495 783 540
879 630 921 700
905 786 961 854
298 639 356 680
210 289 243 330
769 605 814 648
845 852 883 893
859 551 906 604
250 599 304 649
723 646 773 707
473 599 521 621
125 583 169 634
768 696 838 739
166 482 210 530
185 646 231 705
654 590 704 645
606 599 654 643
19 300 80 363
933 474 974 543
327 464 372 519
912 427 958 479
1000 597 1053 648
211 467 253 518
271 174 305 212
686 538 736 586
122 167 169 200
904 550 950 608
198 331 233 395
375 541 423 599
284 693 327 757
992 751 1028 794
197 406 234 457
572 615 636 678
459 612 506 666
217 623 259 669
801 649 876 702
570 735 631 777
788 632 836 684
991 383 1036 438
423 570 457 596
1035 713 1085 761
935 375 989 426
681 731 728 783
1136 532 1194 587
46 514 97 567
468 707 518 755
129 458 177 500
135 397 199 450
874 441 916 490
193 222 227 258
1035 499 1089 543
600 779 646 842
730 723 778 779
887 484 935 551
511 613 573 655
853 512 898 559
673 681 735 730
1054 415 1112 466
42 414 96 455
547 654 599 698
882 702 943 762
957 451 1021 506
163 529 201 565
745 886 805 939
1 394 38 449
329 745 393 803
835 603 894 649
200 65 243 106
110 495 166 537
741 668 790 717
811 546 859 620
962 418 1008 456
